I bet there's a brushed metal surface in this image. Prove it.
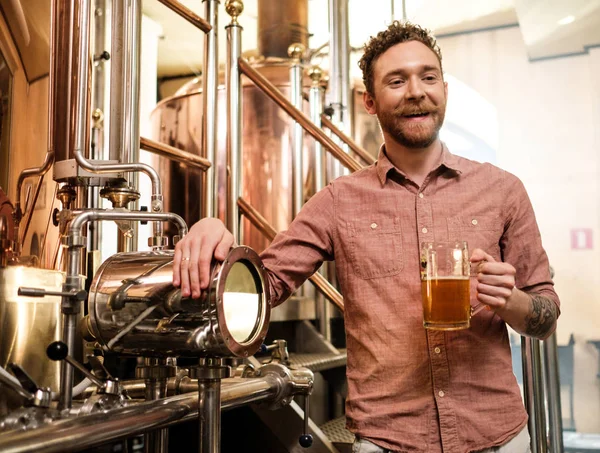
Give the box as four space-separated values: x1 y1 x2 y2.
0 266 64 390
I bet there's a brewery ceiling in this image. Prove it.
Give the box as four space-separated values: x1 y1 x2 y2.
144 0 600 78
1 0 599 82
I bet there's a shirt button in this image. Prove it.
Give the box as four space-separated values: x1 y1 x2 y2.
422 227 428 234
418 193 424 198
434 347 441 354
438 390 445 397
471 219 478 225
370 223 378 229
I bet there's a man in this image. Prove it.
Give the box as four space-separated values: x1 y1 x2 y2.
173 22 559 453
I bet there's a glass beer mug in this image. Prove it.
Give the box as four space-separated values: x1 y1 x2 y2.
420 241 485 330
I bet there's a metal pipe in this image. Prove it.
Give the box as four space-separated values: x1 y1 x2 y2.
100 375 275 402
51 0 75 164
157 0 212 33
239 58 362 173
109 0 124 162
309 68 325 194
199 379 221 453
226 4 243 242
74 0 93 171
237 197 345 312
89 0 109 262
58 309 79 410
143 362 169 453
125 0 142 171
327 0 351 179
522 337 548 453
321 114 375 166
308 68 332 339
140 137 211 171
0 374 299 453
68 210 188 238
56 0 93 411
202 0 219 218
543 333 564 452
108 0 143 250
126 0 142 252
72 152 163 210
289 45 305 218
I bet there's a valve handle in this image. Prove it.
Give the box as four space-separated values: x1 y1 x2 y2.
298 395 313 448
18 287 87 301
8 363 39 393
47 341 105 389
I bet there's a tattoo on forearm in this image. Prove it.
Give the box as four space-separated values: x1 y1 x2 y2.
524 295 558 338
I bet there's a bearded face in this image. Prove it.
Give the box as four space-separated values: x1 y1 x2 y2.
364 41 448 151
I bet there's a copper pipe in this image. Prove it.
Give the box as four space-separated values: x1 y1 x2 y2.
321 114 375 166
239 58 362 173
157 0 211 33
238 197 345 312
140 137 211 172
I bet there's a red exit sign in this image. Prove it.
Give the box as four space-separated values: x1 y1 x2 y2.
571 229 593 250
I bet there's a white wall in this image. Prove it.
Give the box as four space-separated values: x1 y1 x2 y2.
438 26 600 433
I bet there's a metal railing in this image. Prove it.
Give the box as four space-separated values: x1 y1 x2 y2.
140 137 211 171
320 114 375 166
238 58 363 174
157 0 212 32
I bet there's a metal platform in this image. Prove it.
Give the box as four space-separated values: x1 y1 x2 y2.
288 349 347 372
320 416 354 453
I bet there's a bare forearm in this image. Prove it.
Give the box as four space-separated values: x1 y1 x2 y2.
496 289 559 340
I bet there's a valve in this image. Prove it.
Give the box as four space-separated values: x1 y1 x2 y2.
47 341 111 394
260 339 289 364
298 394 313 448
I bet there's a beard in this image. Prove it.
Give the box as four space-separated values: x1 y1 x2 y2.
377 102 446 149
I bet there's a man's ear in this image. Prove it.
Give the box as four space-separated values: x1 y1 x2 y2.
363 91 377 115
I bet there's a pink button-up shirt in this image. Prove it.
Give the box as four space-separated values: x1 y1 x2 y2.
260 144 559 453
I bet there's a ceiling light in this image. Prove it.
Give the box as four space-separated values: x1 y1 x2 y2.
558 15 575 25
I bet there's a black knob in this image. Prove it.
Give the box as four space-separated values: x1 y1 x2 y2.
140 206 148 225
299 434 313 448
47 341 69 361
52 208 60 226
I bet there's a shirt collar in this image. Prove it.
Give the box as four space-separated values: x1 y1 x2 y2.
375 142 464 186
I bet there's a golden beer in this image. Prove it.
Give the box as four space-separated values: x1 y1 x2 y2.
421 276 471 330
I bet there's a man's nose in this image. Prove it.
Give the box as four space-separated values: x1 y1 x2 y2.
406 77 425 100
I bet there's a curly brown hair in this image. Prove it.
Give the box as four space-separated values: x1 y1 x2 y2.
358 21 442 95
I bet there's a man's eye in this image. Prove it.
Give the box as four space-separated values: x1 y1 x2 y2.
424 76 437 81
390 79 404 85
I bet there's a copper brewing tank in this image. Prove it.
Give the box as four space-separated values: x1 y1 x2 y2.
151 62 316 253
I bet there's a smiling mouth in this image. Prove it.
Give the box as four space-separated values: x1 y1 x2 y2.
403 112 430 118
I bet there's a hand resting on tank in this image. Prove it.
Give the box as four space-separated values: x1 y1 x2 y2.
172 218 236 299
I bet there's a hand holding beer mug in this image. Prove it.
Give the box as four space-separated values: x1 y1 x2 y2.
420 241 486 330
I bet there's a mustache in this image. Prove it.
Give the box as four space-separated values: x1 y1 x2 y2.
393 103 436 116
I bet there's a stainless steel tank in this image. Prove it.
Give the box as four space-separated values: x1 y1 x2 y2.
0 266 64 390
85 246 270 358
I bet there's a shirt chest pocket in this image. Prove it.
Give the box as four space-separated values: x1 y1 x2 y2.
447 214 503 256
346 217 403 279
